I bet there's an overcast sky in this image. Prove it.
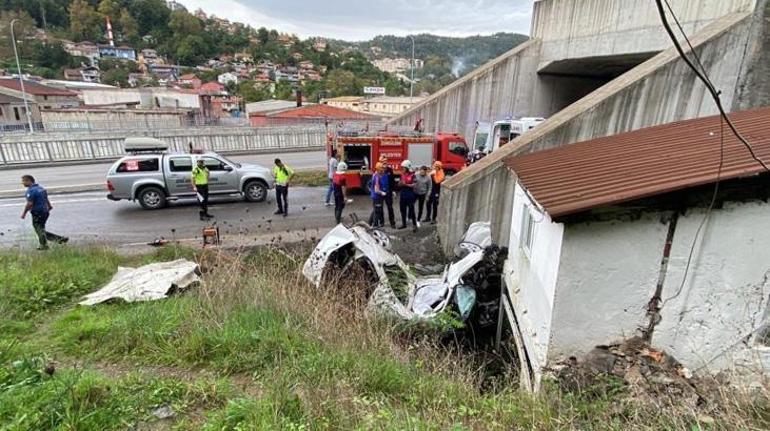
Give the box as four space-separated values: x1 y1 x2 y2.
176 0 535 40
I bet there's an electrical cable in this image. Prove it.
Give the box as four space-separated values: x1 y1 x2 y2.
663 118 724 304
657 1 729 305
654 0 770 172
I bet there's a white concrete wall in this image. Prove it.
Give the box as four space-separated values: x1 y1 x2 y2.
505 183 564 380
654 201 770 374
532 0 756 65
548 213 669 359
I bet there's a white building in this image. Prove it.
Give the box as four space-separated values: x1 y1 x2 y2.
502 108 770 389
217 72 239 86
371 57 424 74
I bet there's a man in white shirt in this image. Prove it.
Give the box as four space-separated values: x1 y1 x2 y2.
324 150 339 206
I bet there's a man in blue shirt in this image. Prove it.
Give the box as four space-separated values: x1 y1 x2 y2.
369 163 388 227
21 175 68 250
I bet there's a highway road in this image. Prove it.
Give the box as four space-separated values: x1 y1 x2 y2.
0 150 327 197
0 186 373 250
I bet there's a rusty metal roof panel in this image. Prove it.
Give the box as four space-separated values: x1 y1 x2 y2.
504 107 770 218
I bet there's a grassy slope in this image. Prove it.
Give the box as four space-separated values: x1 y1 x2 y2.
0 246 768 430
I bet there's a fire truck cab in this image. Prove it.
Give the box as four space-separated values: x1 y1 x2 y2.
328 131 469 191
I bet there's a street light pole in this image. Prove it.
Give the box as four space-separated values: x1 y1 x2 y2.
408 35 415 103
10 19 34 134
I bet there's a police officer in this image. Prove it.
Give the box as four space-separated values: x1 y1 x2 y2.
192 158 213 221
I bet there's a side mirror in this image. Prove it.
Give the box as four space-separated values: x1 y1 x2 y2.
224 165 234 171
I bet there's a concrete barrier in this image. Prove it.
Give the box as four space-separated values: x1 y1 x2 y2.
0 126 327 166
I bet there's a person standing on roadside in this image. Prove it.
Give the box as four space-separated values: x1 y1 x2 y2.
273 158 294 217
370 162 388 227
424 161 445 224
414 165 431 226
20 175 68 250
378 155 397 228
324 150 339 207
332 161 349 224
192 158 213 221
398 160 418 232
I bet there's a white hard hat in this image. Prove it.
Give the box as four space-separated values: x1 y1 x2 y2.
400 159 412 170
336 161 348 173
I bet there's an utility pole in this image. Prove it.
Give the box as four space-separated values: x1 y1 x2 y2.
10 19 34 134
408 35 415 103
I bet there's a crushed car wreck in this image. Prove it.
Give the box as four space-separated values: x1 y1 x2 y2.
302 222 507 337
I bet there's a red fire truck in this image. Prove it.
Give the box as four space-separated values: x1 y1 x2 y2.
328 130 469 191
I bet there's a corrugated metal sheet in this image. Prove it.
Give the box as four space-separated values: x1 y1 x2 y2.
504 107 770 218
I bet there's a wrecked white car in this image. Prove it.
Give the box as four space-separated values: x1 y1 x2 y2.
302 222 506 331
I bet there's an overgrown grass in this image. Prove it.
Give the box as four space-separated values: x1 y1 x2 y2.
291 170 329 187
1 246 769 429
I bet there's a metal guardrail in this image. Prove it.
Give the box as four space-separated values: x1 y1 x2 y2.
0 127 329 166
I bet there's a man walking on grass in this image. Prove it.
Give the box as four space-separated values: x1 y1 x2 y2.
20 175 68 250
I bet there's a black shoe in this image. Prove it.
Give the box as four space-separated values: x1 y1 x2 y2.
430 220 437 225
200 215 207 221
397 225 407 230
37 246 49 251
274 210 283 215
283 212 288 217
390 223 397 229
205 214 214 219
412 225 418 232
58 237 69 244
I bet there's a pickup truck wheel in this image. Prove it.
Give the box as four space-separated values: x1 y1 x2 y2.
137 186 167 210
243 180 267 202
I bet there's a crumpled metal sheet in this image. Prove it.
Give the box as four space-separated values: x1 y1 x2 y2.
79 259 200 305
303 223 491 322
454 221 492 257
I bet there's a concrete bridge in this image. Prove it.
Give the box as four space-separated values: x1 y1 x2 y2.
389 0 769 251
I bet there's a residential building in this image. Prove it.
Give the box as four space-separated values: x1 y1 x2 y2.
199 82 225 95
64 67 101 84
167 0 187 11
361 96 426 116
274 68 299 83
312 39 327 52
0 78 79 110
0 93 41 131
298 60 315 70
502 107 770 388
178 74 202 89
98 45 136 61
217 72 238 86
64 41 99 65
322 96 425 117
80 87 200 110
372 57 423 73
322 96 364 111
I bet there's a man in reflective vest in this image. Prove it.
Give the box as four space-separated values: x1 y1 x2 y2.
192 158 213 221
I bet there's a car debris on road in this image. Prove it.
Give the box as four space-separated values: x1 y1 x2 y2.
79 259 200 305
302 221 506 331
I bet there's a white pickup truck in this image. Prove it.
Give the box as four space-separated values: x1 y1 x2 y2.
106 137 274 210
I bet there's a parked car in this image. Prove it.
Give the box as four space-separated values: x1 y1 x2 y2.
106 137 274 209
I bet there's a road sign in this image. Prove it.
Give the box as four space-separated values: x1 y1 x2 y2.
363 86 386 95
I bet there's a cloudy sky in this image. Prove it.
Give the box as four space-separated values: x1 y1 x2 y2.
177 0 535 40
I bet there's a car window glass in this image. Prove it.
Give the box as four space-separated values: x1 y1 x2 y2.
116 158 159 173
169 157 192 172
203 157 228 171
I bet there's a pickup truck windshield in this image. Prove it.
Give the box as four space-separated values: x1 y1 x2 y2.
219 155 241 168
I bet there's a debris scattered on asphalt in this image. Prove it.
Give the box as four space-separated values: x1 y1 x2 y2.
79 259 200 305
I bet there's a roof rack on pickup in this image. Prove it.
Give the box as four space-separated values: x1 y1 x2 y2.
124 137 168 154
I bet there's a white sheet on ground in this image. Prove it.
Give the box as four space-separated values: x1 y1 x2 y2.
79 259 200 305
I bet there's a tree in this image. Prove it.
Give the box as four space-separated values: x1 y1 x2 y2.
118 8 138 41
237 81 270 103
102 67 129 87
30 41 74 70
169 10 201 37
97 0 120 20
324 69 360 96
129 0 170 37
256 27 268 45
69 0 102 41
175 34 207 65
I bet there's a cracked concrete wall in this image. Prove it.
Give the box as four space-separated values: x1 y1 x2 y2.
654 201 770 374
547 213 669 360
734 0 770 110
